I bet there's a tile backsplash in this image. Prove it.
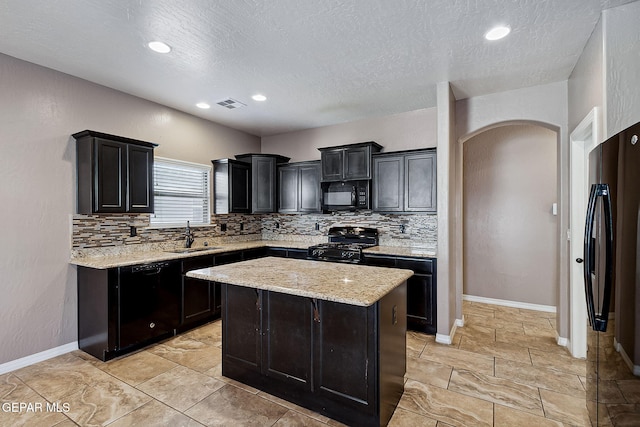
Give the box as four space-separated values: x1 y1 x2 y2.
72 211 437 250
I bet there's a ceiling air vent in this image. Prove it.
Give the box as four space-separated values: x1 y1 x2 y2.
216 98 247 109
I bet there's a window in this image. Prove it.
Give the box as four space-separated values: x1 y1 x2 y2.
151 157 211 226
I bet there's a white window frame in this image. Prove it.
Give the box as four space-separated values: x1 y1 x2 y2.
151 157 211 227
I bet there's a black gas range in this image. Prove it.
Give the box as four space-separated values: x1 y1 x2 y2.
307 226 378 263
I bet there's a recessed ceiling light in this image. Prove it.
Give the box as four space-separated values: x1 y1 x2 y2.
252 94 267 102
485 26 511 41
196 102 210 109
148 41 171 53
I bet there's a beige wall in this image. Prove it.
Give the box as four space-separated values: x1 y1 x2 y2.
261 108 437 161
0 53 260 364
463 124 558 306
568 17 604 135
456 80 568 338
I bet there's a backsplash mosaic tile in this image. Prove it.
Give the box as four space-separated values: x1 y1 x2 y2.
72 211 437 250
262 211 437 248
72 213 262 249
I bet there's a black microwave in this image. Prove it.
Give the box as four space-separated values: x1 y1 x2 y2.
321 180 370 212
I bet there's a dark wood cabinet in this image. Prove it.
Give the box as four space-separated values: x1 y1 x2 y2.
222 283 406 426
74 130 156 214
78 261 181 361
364 254 437 334
180 255 216 330
263 292 313 389
235 154 290 213
212 159 251 214
373 149 436 213
319 142 382 182
278 161 321 213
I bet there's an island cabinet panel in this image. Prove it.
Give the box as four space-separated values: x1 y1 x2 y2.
221 282 406 427
314 300 376 412
223 285 262 372
263 292 313 389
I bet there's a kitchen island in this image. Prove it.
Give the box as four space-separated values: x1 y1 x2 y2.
186 257 412 427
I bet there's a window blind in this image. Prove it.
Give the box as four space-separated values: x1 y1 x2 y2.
151 157 211 226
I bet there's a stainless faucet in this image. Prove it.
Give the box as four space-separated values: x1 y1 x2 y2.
184 221 195 248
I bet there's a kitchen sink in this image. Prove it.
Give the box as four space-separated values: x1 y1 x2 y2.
164 247 220 254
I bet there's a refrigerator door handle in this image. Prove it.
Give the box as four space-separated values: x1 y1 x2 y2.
583 183 613 332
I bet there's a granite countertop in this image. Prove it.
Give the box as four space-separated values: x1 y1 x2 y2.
186 257 413 307
69 240 436 269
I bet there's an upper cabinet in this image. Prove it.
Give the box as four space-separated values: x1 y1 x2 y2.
318 142 382 181
278 161 321 213
74 130 156 214
235 154 290 213
213 154 290 214
373 149 436 213
212 159 251 214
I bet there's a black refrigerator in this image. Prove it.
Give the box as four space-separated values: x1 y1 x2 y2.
583 121 640 426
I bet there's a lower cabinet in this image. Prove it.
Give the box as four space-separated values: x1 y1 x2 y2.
364 254 437 334
222 283 406 426
266 246 309 259
179 255 216 332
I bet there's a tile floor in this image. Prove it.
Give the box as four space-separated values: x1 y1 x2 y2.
0 300 589 426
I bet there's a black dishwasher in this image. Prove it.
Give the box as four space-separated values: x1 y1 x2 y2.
118 261 180 349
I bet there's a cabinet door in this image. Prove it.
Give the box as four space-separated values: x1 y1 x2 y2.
314 300 375 412
127 144 154 213
94 138 127 212
405 152 436 212
181 256 215 326
405 274 436 334
321 149 344 181
262 292 312 390
229 162 251 213
252 156 276 213
278 166 299 212
373 156 404 212
344 146 371 180
223 285 262 371
299 163 321 212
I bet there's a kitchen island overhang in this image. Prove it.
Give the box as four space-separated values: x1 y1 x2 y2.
186 257 412 427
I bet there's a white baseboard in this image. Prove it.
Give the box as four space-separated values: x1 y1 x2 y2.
0 342 78 375
557 336 568 347
463 294 556 313
436 320 459 345
455 316 465 327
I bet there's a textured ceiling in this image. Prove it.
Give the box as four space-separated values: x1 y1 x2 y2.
0 0 634 136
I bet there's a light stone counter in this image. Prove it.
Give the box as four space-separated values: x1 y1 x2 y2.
186 256 413 307
364 245 437 258
70 240 437 269
69 240 311 269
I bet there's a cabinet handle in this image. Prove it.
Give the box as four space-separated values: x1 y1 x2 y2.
312 298 320 323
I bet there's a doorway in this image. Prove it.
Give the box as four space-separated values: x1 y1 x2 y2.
569 107 600 358
463 123 558 307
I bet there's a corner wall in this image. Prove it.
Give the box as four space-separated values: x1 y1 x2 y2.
0 53 260 364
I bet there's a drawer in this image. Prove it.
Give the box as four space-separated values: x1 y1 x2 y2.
215 251 243 266
363 255 396 268
181 255 214 274
396 257 433 274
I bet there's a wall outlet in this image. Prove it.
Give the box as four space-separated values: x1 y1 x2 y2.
240 222 244 231
130 226 137 237
275 222 280 229
314 222 320 231
220 223 227 232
